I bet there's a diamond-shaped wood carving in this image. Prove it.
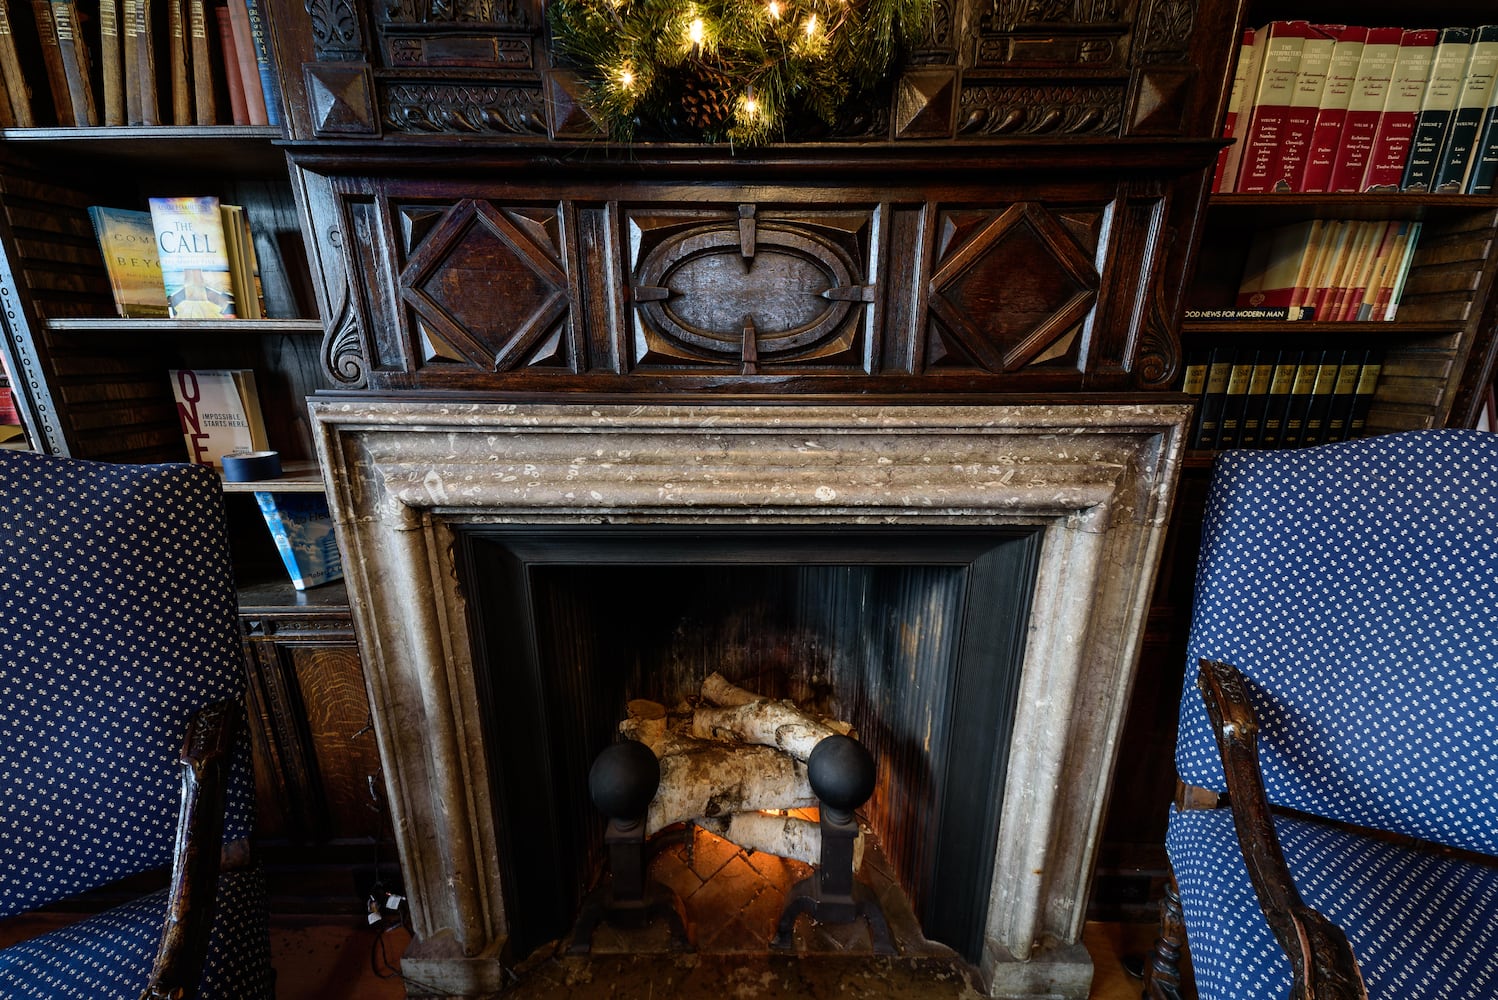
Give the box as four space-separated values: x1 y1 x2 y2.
400 200 571 372
927 203 1098 372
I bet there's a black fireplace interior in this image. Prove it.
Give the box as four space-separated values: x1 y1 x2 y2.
461 526 1042 963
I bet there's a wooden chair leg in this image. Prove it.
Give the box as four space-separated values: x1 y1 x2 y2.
1141 873 1186 1000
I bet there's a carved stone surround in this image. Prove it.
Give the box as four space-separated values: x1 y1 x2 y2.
311 398 1190 998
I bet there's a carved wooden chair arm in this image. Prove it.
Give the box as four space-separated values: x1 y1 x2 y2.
139 698 246 1000
1196 659 1369 1000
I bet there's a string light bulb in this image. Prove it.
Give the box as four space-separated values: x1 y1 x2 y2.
688 16 705 47
766 0 780 18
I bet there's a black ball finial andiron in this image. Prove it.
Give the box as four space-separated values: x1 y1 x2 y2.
807 733 877 815
588 738 660 822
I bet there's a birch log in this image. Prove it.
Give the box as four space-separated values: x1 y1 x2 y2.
646 743 815 836
691 699 840 761
618 699 668 751
695 812 864 870
700 671 762 707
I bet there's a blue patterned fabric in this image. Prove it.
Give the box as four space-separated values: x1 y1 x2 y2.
0 449 269 996
1170 808 1498 999
0 869 273 999
1176 429 1498 856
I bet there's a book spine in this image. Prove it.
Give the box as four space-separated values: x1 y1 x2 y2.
167 0 191 124
1236 354 1277 449
187 0 214 123
1279 352 1323 447
1402 27 1474 191
1352 221 1400 321
1182 307 1316 321
51 0 96 125
225 0 266 124
1469 86 1498 193
1194 349 1235 450
1359 28 1439 192
29 0 73 124
1327 27 1405 192
1216 351 1256 449
1237 22 1313 194
214 0 248 125
1268 28 1335 192
122 0 140 123
242 0 280 126
1347 353 1384 437
0 0 33 126
1214 30 1258 193
1180 350 1209 451
135 0 158 125
97 0 124 124
1259 352 1299 449
1381 221 1422 321
1323 350 1366 443
1436 27 1498 193
1301 26 1367 193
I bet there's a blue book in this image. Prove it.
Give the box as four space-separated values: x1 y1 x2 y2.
242 0 283 126
254 492 342 589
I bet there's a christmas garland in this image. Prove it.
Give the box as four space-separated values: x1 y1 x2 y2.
548 0 932 144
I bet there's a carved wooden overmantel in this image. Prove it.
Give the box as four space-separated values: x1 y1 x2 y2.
264 0 1242 396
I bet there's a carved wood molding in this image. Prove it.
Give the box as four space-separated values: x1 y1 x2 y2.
957 84 1125 137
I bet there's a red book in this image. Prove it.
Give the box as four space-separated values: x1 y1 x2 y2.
1265 26 1336 192
214 0 248 125
1236 21 1320 193
1300 25 1368 193
1358 27 1440 192
1326 26 1406 192
1215 29 1259 193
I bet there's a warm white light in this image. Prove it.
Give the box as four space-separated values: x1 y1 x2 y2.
743 95 759 116
766 0 780 18
618 67 635 88
688 17 705 45
803 13 817 37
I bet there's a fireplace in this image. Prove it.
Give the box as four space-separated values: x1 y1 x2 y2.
463 526 1040 962
311 398 1188 997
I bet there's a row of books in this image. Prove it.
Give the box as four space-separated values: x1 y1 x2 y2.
89 195 265 318
1235 218 1421 321
1217 21 1498 195
1184 347 1384 451
0 0 282 127
169 367 341 589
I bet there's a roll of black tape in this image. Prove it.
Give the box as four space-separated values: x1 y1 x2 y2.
221 450 283 482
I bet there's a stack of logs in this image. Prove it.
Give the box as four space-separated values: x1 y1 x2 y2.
619 672 864 869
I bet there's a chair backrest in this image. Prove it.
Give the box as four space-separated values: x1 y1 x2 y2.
0 450 253 918
1177 429 1498 857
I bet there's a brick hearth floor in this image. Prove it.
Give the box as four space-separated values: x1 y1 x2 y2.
268 825 1165 998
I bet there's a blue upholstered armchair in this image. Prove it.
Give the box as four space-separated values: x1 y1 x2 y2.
0 450 273 999
1143 429 1498 1000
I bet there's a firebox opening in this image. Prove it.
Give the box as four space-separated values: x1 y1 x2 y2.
460 526 1042 965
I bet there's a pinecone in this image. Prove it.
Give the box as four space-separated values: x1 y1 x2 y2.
679 62 736 132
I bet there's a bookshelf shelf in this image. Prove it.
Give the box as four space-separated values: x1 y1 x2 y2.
1182 319 1470 337
47 318 323 334
220 460 325 493
0 127 287 173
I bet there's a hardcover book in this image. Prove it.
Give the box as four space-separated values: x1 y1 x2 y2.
148 195 237 319
86 206 169 318
1266 25 1336 192
1236 21 1318 194
1433 26 1498 192
168 367 267 467
1327 26 1406 192
0 0 35 125
254 492 344 590
1359 27 1440 191
1401 26 1474 191
1301 25 1368 193
1215 29 1258 192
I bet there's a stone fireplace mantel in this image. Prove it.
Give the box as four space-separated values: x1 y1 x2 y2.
310 398 1189 998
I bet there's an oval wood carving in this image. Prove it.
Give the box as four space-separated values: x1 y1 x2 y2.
634 222 866 360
